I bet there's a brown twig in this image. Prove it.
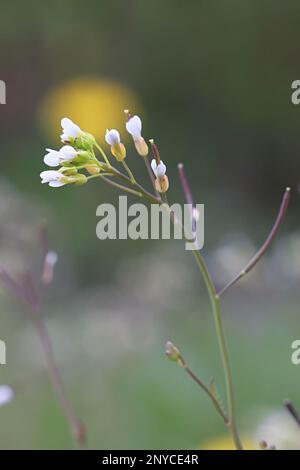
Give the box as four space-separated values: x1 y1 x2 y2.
32 310 86 447
165 341 228 425
183 364 229 425
216 187 291 298
143 155 160 197
284 399 300 427
0 232 87 448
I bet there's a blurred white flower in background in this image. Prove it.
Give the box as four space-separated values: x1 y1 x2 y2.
254 409 300 450
210 234 256 289
0 385 14 406
266 233 300 287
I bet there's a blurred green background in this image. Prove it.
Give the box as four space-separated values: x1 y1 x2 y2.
0 0 300 449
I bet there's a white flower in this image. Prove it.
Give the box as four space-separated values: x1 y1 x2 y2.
42 251 58 285
44 145 77 167
61 117 82 142
40 170 66 187
151 159 167 178
126 115 142 139
59 145 77 160
44 149 61 167
105 129 121 146
0 385 13 406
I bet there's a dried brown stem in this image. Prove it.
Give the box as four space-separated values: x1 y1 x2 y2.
284 399 300 427
183 364 229 425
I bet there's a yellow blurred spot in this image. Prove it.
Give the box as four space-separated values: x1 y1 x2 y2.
38 77 141 144
200 436 255 450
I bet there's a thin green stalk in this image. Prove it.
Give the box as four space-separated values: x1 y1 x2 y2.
147 197 243 448
91 164 243 448
183 364 229 425
95 143 111 167
121 160 136 184
90 173 143 198
191 249 243 450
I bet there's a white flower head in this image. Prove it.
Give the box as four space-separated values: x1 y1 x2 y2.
0 385 14 406
40 170 66 188
45 251 58 267
60 117 82 142
59 145 77 161
42 251 58 285
44 145 77 167
105 129 121 146
126 115 142 140
44 149 61 167
151 159 167 178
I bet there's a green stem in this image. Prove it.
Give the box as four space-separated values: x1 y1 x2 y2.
90 173 143 198
183 364 229 425
121 160 136 184
95 143 111 167
191 249 243 450
91 166 243 448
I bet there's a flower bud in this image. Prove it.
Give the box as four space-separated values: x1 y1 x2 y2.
85 164 100 175
165 341 184 367
72 174 87 186
155 175 169 193
75 133 96 151
105 129 127 162
111 143 126 162
60 167 78 176
125 112 148 156
134 137 148 157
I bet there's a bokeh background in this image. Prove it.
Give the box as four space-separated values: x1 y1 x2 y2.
0 0 300 449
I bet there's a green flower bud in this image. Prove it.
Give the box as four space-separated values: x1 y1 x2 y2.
165 341 184 367
73 173 87 185
61 167 78 176
74 133 96 151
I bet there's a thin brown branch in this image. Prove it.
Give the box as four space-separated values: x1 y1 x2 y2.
216 187 291 298
33 312 86 447
0 257 86 448
183 364 229 425
284 399 300 427
142 155 160 197
99 174 143 198
165 341 228 425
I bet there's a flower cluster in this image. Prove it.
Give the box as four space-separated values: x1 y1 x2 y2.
40 118 97 187
40 112 169 194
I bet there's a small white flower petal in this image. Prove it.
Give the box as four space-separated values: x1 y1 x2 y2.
151 159 158 177
45 251 58 267
61 117 73 128
49 180 66 187
40 170 64 187
0 385 14 406
61 117 82 139
156 162 166 178
151 159 166 178
59 145 77 161
126 115 142 139
44 149 60 167
105 129 121 146
60 132 69 142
